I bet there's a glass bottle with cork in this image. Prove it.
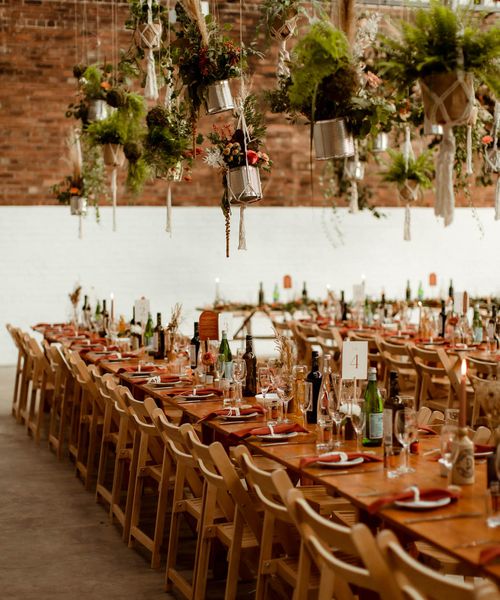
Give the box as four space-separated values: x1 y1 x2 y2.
190 322 200 369
153 313 165 360
306 350 322 424
219 330 233 379
144 312 154 352
242 335 257 397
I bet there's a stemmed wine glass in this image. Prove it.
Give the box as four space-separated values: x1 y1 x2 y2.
232 358 246 405
350 401 366 452
395 408 418 474
327 375 343 449
296 381 312 428
440 422 458 484
214 353 226 382
275 371 294 423
257 366 272 422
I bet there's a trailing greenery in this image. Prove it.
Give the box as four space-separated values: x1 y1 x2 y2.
259 0 304 40
288 20 359 121
125 0 169 29
382 149 435 187
380 2 500 96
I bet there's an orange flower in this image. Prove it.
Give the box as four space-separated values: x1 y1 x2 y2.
482 135 494 145
100 81 111 90
69 187 80 194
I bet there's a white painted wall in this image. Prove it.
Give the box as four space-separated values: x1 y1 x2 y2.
1 205 499 365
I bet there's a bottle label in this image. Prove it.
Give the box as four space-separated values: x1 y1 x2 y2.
368 413 383 440
224 361 233 380
189 345 197 367
382 408 393 444
473 327 483 343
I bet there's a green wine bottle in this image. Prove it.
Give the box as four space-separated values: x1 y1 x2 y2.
363 367 383 447
144 312 154 350
219 330 233 379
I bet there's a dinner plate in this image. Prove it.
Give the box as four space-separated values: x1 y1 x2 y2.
128 371 157 377
149 382 179 389
178 393 215 401
394 497 451 510
256 432 298 442
221 412 259 421
316 456 364 468
255 393 279 401
475 451 494 458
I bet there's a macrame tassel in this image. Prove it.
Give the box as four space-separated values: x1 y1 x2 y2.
238 205 247 250
277 40 290 79
166 181 172 235
349 179 359 213
78 214 83 240
111 167 118 232
434 125 456 227
144 48 159 100
403 126 413 166
495 176 500 221
404 204 411 241
466 124 473 176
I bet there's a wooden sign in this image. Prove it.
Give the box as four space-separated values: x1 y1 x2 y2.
283 275 292 289
342 341 368 380
429 272 437 287
199 310 219 340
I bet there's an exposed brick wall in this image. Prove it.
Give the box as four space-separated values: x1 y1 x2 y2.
0 0 496 209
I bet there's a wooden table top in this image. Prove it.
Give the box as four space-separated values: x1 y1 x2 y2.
84 352 500 583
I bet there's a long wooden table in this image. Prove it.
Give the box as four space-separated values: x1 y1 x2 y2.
81 352 500 586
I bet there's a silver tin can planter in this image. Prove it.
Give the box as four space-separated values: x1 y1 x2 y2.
313 118 355 160
103 144 125 167
167 161 183 182
345 159 365 181
227 166 262 205
87 99 109 122
70 196 87 216
135 22 162 50
205 80 235 115
373 132 389 153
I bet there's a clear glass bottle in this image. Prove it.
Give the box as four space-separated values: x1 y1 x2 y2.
472 303 483 344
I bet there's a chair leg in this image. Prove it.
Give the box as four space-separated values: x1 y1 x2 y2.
165 468 186 591
128 435 149 547
151 448 171 569
224 510 244 600
255 513 274 600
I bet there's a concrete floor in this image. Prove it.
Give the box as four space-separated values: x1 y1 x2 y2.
0 366 180 600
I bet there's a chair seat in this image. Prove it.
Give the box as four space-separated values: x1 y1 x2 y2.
216 522 259 549
300 486 354 516
416 541 478 576
183 497 225 521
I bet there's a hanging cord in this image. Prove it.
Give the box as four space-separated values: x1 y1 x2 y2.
238 206 247 250
95 0 101 63
166 181 173 235
111 167 118 232
83 0 89 64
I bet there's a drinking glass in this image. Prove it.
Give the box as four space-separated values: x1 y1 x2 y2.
214 353 226 382
296 381 312 428
232 358 246 405
275 372 294 423
328 378 344 449
395 408 418 474
350 401 366 452
440 423 458 482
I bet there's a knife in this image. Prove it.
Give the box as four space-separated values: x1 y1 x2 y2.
404 512 483 524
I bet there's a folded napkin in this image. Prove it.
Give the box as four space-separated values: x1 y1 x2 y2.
117 365 156 374
367 487 460 514
232 422 308 439
135 374 183 385
78 345 105 354
95 354 121 364
300 452 383 469
198 405 265 423
479 546 500 565
418 425 438 435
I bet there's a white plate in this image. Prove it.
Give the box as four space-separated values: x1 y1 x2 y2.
128 371 157 377
475 451 494 458
255 393 279 401
394 497 451 510
316 456 364 468
256 432 298 442
149 382 179 389
221 412 259 421
178 393 215 401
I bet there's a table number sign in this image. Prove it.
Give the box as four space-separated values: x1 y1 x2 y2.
342 341 368 380
134 297 150 325
199 310 219 340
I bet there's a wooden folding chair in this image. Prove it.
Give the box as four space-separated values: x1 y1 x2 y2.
315 326 343 370
46 345 73 459
468 357 499 427
120 390 173 569
285 488 404 600
407 345 453 412
25 337 55 444
378 529 499 600
6 324 26 418
376 336 417 395
183 430 260 600
15 332 35 424
349 331 385 379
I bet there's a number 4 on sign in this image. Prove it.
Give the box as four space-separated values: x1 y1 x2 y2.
342 341 368 380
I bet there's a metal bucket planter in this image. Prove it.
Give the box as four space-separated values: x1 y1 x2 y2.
205 80 235 115
345 159 366 181
103 144 125 167
420 71 474 125
135 22 162 50
373 132 389 153
227 166 262 205
87 99 109 122
167 161 183 182
70 196 87 216
313 118 355 160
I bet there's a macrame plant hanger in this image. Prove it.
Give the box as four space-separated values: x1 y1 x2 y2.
140 0 161 100
164 0 176 236
399 125 418 241
109 0 120 232
485 101 500 220
421 37 475 227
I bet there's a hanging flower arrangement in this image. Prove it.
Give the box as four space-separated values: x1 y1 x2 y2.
204 94 272 257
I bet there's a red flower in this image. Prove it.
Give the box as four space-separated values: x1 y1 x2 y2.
482 135 494 145
195 148 203 155
246 150 259 165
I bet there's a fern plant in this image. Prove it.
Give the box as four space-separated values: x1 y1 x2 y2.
382 149 435 187
380 2 500 96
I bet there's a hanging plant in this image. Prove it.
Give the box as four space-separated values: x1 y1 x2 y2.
204 94 272 257
66 63 116 125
